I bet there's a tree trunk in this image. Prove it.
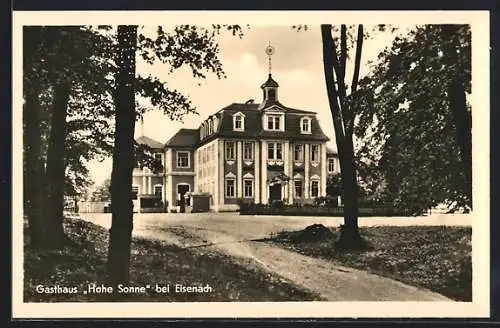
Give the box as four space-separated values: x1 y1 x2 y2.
45 82 71 248
449 76 472 206
107 25 138 288
23 26 48 248
24 83 48 247
337 136 363 248
441 25 472 208
321 24 362 248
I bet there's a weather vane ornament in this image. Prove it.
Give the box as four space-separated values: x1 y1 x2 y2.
265 43 275 75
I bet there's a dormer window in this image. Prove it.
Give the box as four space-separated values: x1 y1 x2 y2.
300 117 312 134
213 116 219 131
267 115 281 130
235 116 243 130
233 112 245 131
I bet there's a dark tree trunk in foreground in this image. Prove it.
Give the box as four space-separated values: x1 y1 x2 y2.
442 25 472 208
107 25 138 287
45 82 71 247
338 135 360 243
321 24 365 248
23 26 47 247
24 83 47 247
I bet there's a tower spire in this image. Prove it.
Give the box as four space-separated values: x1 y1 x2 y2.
265 42 275 76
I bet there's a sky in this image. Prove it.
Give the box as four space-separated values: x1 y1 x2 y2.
88 25 410 186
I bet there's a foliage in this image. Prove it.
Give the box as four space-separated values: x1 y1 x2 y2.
133 142 164 174
313 196 338 208
90 178 111 202
268 225 472 301
354 25 472 212
326 173 342 197
23 26 116 199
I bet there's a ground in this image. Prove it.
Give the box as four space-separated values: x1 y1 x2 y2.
76 212 471 301
24 218 320 302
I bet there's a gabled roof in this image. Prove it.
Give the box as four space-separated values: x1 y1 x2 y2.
135 136 164 149
164 128 199 148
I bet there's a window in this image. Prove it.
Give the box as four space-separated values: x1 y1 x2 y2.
244 179 253 198
213 116 219 131
268 143 274 159
267 115 281 130
233 113 245 131
311 180 319 198
243 142 253 160
311 145 320 163
294 144 303 162
328 158 335 173
267 142 283 160
235 116 242 129
131 186 139 200
294 180 303 198
301 117 312 134
225 178 235 198
176 151 190 168
154 185 162 198
267 88 277 100
154 153 162 170
225 141 235 160
276 143 282 159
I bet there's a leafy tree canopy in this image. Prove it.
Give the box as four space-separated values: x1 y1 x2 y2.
354 24 471 211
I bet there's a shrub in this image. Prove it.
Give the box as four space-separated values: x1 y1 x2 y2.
270 200 284 208
313 196 338 208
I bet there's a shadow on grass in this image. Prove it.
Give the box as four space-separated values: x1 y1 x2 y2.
262 223 472 302
24 218 321 302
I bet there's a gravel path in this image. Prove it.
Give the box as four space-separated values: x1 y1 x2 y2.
80 212 467 301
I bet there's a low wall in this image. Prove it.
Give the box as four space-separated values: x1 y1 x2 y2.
240 205 412 217
79 201 107 213
140 207 166 213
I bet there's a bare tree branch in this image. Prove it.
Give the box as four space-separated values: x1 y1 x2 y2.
346 24 364 136
321 24 346 150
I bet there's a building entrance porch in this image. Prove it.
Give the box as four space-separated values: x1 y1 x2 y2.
269 183 282 203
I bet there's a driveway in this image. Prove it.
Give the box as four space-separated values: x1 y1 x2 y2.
79 212 471 301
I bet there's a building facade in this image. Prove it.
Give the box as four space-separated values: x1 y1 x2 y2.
133 73 340 212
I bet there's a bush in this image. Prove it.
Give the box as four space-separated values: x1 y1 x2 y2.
313 196 338 208
270 200 284 208
239 203 417 217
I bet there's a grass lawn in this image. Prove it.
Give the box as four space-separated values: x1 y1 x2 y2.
264 225 472 301
24 218 321 302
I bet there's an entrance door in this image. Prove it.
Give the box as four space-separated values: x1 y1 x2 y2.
177 184 190 213
269 184 282 202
